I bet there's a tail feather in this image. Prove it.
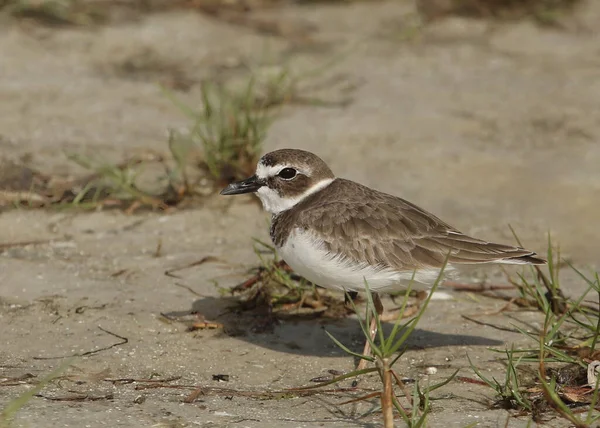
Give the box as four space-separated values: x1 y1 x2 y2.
499 253 547 265
430 233 547 266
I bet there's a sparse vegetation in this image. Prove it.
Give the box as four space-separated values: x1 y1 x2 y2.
64 75 277 210
164 80 273 187
0 49 353 212
236 233 600 426
1 0 582 30
227 239 353 319
416 0 582 26
0 0 596 426
464 236 600 425
0 80 269 211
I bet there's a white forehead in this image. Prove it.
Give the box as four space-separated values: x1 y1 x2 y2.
256 162 310 179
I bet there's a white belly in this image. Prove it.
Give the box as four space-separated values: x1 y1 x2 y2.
277 229 443 292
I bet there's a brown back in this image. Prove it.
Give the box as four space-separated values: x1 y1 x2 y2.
271 178 545 270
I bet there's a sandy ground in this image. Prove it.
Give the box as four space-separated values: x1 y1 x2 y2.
1 1 600 427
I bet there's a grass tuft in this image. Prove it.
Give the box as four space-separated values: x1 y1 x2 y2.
0 51 353 213
227 239 352 319
467 234 600 424
164 79 272 186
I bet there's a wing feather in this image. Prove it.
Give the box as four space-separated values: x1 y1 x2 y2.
271 179 546 271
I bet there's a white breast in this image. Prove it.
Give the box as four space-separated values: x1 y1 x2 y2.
277 229 445 292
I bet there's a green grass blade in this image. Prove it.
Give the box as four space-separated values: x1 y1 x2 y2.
423 369 460 395
362 280 386 353
385 272 416 350
324 330 375 362
287 367 378 391
1 359 73 426
343 289 379 355
387 257 448 356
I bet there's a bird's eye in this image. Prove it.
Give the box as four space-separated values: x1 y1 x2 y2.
278 168 297 180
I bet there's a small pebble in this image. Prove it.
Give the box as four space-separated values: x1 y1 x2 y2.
425 366 438 375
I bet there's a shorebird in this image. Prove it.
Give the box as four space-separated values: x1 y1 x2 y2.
221 149 545 366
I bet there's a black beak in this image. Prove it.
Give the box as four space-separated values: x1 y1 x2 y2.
220 175 263 195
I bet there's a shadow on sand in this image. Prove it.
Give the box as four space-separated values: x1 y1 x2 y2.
163 295 504 359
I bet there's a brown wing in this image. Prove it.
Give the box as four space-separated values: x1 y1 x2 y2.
273 179 545 271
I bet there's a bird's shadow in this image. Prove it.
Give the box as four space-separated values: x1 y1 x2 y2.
163 295 503 358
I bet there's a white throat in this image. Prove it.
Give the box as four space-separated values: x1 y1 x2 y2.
256 178 334 215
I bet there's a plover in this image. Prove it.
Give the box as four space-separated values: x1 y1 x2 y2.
221 149 545 363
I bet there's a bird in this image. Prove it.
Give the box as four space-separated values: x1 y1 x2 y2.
220 148 545 366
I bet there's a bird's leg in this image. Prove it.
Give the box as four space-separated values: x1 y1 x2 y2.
357 292 383 371
372 292 384 315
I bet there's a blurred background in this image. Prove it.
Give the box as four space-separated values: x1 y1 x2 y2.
1 3 600 426
0 0 598 264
